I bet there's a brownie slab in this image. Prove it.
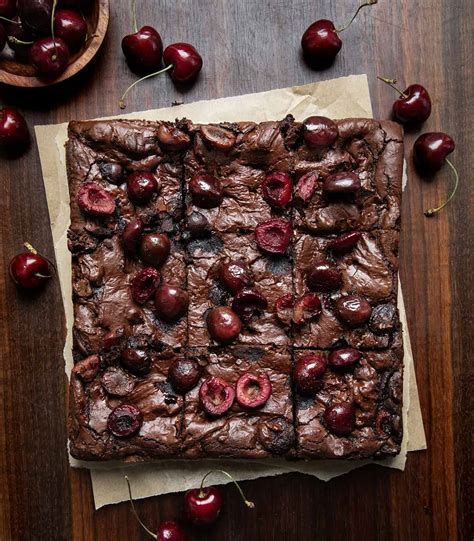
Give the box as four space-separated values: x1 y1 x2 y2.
181 346 295 458
294 340 403 459
291 119 403 233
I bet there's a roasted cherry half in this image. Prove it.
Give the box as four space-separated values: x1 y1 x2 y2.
255 218 292 254
327 231 362 254
107 404 143 438
261 172 292 208
236 372 272 409
324 402 356 436
155 284 189 321
199 376 235 416
295 172 318 203
293 354 326 395
292 293 322 325
130 267 160 304
77 182 116 216
231 287 268 322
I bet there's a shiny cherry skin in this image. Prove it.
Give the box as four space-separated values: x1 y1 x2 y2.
392 84 431 125
207 307 242 344
122 218 144 255
120 348 151 375
121 26 163 75
156 520 186 541
328 347 362 369
17 0 53 35
126 171 158 204
0 107 30 157
413 132 455 174
54 9 88 52
324 402 356 436
168 357 202 393
323 172 361 194
0 0 15 17
155 284 189 322
219 260 254 294
9 252 51 290
335 295 372 326
163 42 203 83
302 116 338 149
189 174 223 209
140 233 171 268
306 260 342 292
327 231 362 254
187 211 210 239
293 353 326 395
185 486 223 525
30 37 71 78
301 20 342 66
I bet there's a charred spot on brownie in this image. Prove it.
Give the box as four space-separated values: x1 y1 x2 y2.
187 234 224 256
257 417 295 455
369 303 397 333
265 254 292 276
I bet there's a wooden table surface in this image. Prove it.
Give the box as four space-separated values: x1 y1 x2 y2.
0 1 472 539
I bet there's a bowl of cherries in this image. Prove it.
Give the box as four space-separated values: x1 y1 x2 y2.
0 0 109 87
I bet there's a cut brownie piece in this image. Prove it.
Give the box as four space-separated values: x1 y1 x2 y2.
187 233 293 346
182 346 295 458
294 339 403 459
292 230 400 349
292 119 403 233
183 119 293 234
69 350 184 461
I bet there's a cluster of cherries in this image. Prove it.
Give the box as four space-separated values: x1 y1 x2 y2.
0 0 91 78
125 470 254 541
119 0 202 108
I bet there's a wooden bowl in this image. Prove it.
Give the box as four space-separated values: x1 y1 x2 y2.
0 0 109 87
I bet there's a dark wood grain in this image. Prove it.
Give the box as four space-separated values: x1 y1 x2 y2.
0 1 472 540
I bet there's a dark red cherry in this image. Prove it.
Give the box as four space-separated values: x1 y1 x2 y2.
0 0 15 17
261 172 292 208
5 17 33 61
219 260 254 294
275 293 294 326
328 347 362 368
0 107 30 157
200 125 236 151
236 372 272 409
306 260 342 292
187 211 210 239
77 182 116 216
121 26 163 75
163 42 203 83
302 116 338 149
156 123 191 151
168 357 202 393
102 326 126 350
30 37 70 78
189 174 223 209
335 295 372 326
99 162 124 184
327 231 362 254
120 348 151 376
301 20 342 66
184 486 222 525
324 402 356 436
323 172 361 194
413 132 455 174
9 250 51 290
377 77 433 125
293 354 326 395
139 233 171 268
131 267 160 304
107 404 143 437
207 307 242 344
199 376 235 416
156 521 186 541
295 171 318 203
231 287 268 322
292 293 322 325
17 0 53 34
155 284 189 321
54 9 87 51
122 218 144 255
255 218 292 254
126 171 158 204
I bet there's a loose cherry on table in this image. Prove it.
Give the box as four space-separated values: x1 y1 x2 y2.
9 243 52 290
413 132 459 217
125 477 186 540
301 0 377 68
119 41 203 109
377 76 432 124
0 106 30 157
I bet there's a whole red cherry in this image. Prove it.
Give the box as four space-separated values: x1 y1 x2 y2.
0 107 30 157
30 37 71 78
54 9 88 52
413 132 455 174
156 521 186 541
163 42 203 83
207 307 242 344
9 248 52 290
122 25 163 75
378 77 431 124
184 486 222 526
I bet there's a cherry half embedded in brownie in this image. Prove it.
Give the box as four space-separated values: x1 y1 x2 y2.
294 342 403 459
181 346 295 458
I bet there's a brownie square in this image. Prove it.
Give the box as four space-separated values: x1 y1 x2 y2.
69 350 184 461
294 341 403 459
292 230 400 349
291 119 403 233
181 346 295 458
183 120 293 234
187 233 293 346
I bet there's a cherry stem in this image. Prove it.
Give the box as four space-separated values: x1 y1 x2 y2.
124 476 157 540
424 159 459 217
199 470 255 509
336 0 378 32
24 242 57 275
131 0 138 33
377 76 408 99
8 36 34 46
0 16 18 24
119 64 173 109
51 0 59 59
